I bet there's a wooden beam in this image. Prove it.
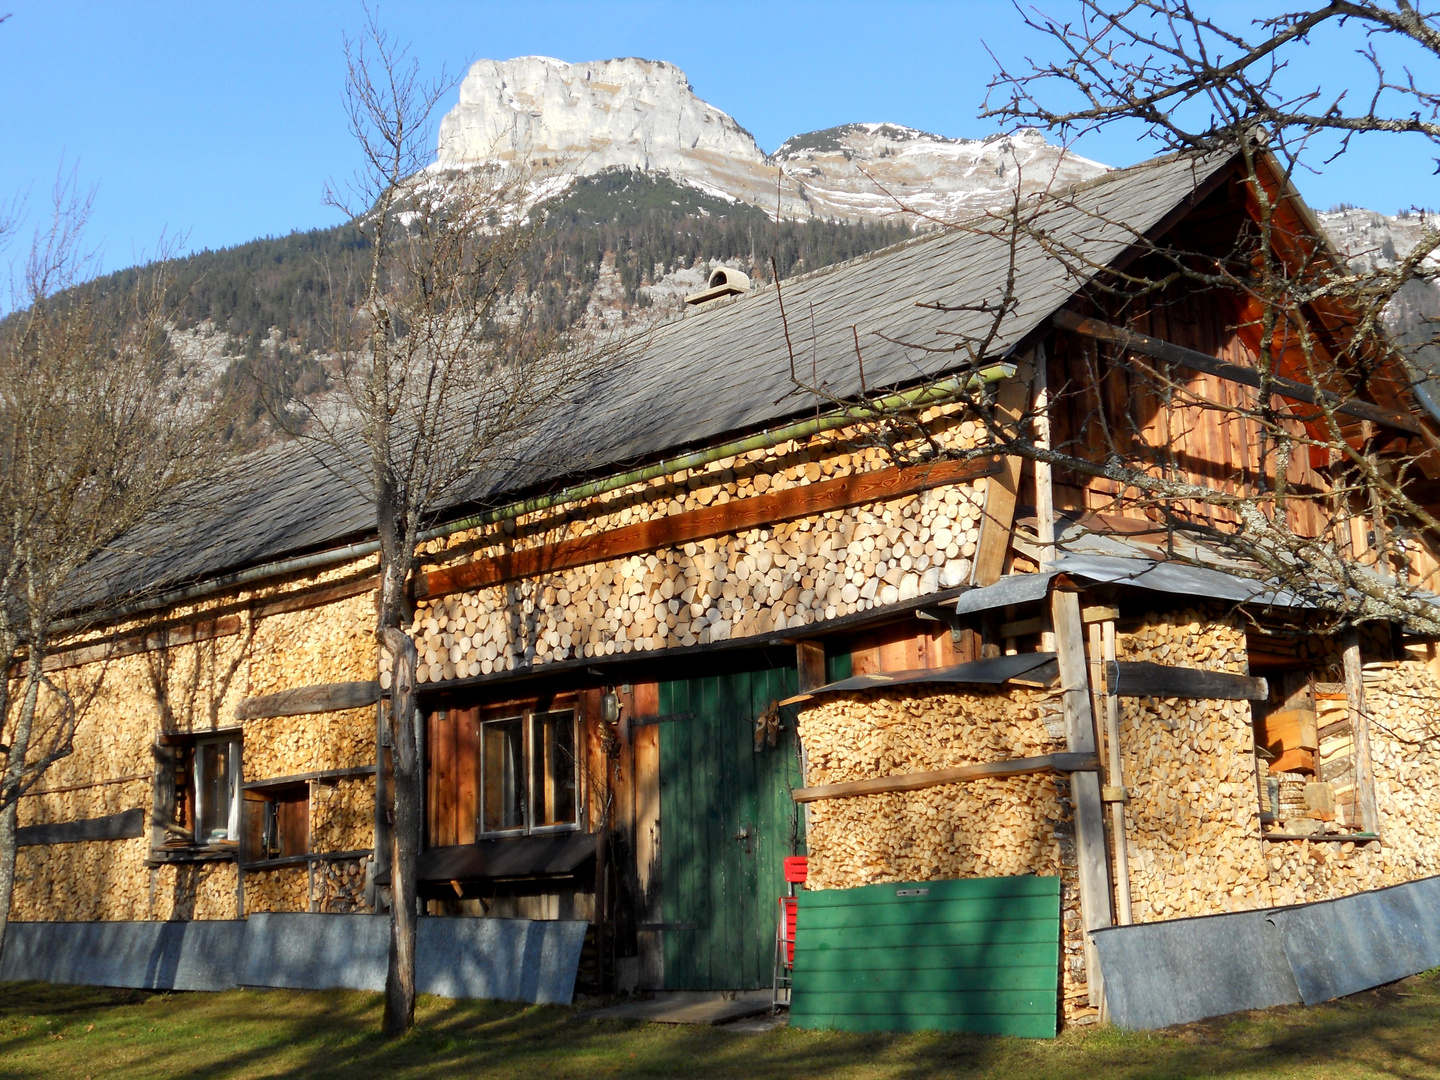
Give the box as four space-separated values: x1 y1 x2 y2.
1054 310 1424 435
971 354 1035 587
1343 630 1381 836
418 456 1002 600
1103 661 1268 701
235 680 382 721
790 752 1098 803
243 765 376 790
796 641 827 693
252 575 376 619
1050 587 1114 1008
16 808 145 846
38 615 242 674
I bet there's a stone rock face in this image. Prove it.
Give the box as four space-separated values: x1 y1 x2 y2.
436 56 1109 223
437 56 765 177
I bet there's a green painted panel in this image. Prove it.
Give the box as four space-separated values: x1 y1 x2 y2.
790 1011 1059 1039
792 875 1061 1038
659 660 802 990
799 895 1060 929
794 989 1058 1017
799 944 1057 974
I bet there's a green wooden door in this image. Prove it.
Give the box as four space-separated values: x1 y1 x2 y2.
791 875 1061 1037
658 662 803 989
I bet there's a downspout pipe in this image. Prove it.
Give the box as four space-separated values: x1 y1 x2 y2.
63 363 1015 631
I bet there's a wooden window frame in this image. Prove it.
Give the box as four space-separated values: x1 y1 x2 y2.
477 705 582 839
153 728 243 859
241 780 310 866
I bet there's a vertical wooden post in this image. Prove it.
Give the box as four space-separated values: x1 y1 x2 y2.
796 641 826 693
1343 628 1381 835
1050 587 1114 1007
1102 620 1133 926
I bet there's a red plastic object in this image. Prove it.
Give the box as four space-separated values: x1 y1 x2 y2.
783 856 809 884
779 896 799 967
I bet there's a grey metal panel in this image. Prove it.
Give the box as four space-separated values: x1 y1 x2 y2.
1270 876 1440 1004
1 914 586 1004
1092 910 1300 1030
237 912 389 991
1051 553 1306 606
951 572 1058 614
70 150 1237 611
0 920 244 991
417 917 588 1005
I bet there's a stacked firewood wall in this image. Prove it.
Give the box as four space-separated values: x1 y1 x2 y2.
397 408 989 686
1115 609 1440 919
8 572 380 921
795 686 1094 1020
1115 607 1262 921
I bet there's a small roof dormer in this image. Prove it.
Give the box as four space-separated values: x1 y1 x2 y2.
685 265 751 307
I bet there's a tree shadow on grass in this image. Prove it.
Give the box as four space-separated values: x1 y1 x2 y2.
2 975 1440 1080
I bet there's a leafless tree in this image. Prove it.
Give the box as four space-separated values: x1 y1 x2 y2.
298 15 607 1034
0 173 226 955
777 3 1440 642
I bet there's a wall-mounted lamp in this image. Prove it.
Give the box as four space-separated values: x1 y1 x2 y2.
599 690 622 725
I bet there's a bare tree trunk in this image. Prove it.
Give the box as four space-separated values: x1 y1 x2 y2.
0 660 45 963
380 625 419 1036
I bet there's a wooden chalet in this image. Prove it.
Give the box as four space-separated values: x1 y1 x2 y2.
12 145 1440 1034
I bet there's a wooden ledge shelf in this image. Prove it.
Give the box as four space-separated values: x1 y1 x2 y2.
791 752 1099 803
1260 832 1380 843
241 847 373 871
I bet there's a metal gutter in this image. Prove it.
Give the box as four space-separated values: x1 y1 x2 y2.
64 363 1016 630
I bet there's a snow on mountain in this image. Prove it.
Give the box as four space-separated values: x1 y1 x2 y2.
436 56 1109 223
1318 207 1440 355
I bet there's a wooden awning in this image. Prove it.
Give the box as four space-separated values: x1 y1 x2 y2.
780 652 1058 707
379 832 596 886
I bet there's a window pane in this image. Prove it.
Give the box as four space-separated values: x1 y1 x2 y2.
197 740 236 843
531 710 577 828
482 717 525 832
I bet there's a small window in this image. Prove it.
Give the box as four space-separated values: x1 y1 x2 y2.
242 783 309 862
155 730 242 853
1255 673 1371 836
479 708 579 836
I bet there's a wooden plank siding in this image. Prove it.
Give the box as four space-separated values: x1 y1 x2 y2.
791 875 1061 1037
1049 284 1331 536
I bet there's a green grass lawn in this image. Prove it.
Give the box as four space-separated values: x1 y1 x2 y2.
2 972 1439 1080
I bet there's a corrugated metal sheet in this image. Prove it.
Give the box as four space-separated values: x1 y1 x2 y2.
1091 910 1300 1030
1270 875 1440 1004
74 151 1234 609
1094 873 1440 1029
947 552 1309 616
791 875 1061 1037
789 652 1057 701
1 914 587 1004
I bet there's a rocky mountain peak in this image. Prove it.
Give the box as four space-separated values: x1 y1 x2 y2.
437 56 765 176
434 56 1109 223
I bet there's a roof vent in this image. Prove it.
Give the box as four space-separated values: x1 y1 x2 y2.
685 265 751 306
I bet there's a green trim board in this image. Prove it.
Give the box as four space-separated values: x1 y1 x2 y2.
791 875 1061 1037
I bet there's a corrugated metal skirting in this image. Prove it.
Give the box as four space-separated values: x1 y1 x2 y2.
0 914 587 1005
1094 874 1440 1029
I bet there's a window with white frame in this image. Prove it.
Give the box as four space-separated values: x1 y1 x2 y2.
480 708 578 835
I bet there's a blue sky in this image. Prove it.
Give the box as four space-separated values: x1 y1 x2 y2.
2 1 1436 273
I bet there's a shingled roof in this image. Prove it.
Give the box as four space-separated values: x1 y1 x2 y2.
75 148 1235 614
